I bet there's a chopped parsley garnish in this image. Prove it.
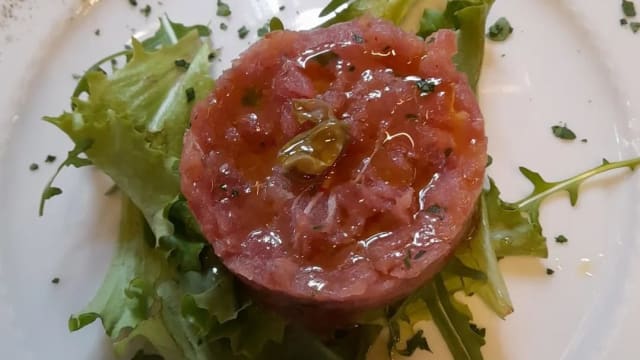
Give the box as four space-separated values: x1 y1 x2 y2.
555 235 568 244
238 26 250 39
444 148 453 157
29 163 39 171
426 204 443 215
241 88 261 107
51 277 60 284
397 329 430 356
140 4 152 17
94 29 101 36
551 123 577 140
257 24 270 37
546 268 555 276
185 87 195 102
486 155 493 167
352 33 364 43
220 23 228 31
631 22 640 32
219 184 228 191
216 0 231 17
621 18 629 25
623 0 637 17
230 189 240 198
403 250 412 269
413 250 426 260
279 5 286 11
45 155 57 163
208 52 217 61
128 0 138 6
174 59 190 69
487 17 513 41
416 77 441 95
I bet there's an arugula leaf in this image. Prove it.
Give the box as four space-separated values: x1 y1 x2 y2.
458 158 640 318
38 139 93 214
423 276 485 360
511 158 640 226
396 329 430 356
453 195 514 318
483 178 548 258
42 24 214 241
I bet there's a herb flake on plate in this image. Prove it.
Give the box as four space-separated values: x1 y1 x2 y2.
238 26 250 39
140 4 152 18
217 0 231 17
555 235 569 244
623 0 637 17
551 124 577 140
487 17 513 41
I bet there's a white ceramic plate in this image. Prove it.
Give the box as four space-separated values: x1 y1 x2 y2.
1 0 639 359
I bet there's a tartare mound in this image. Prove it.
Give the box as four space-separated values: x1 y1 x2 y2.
181 17 487 313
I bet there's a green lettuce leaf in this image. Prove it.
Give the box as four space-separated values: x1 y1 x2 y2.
417 0 494 90
69 197 262 360
320 0 494 90
68 197 163 341
320 0 416 28
42 25 214 241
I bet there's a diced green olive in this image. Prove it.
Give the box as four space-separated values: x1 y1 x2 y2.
278 117 348 175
